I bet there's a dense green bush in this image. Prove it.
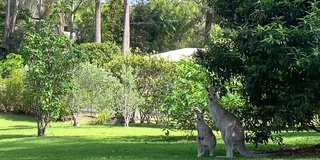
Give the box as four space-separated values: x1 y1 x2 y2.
94 110 112 125
79 42 121 67
70 63 122 114
58 101 71 122
197 0 320 146
161 57 211 134
0 53 25 113
106 53 175 124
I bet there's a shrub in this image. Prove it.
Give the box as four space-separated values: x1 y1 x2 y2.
71 63 122 112
94 110 112 124
0 53 24 113
67 63 123 126
58 101 71 121
79 42 121 67
105 53 175 124
161 57 211 134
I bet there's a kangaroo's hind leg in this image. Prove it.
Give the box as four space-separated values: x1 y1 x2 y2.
209 145 214 157
225 130 234 157
226 142 234 157
196 139 204 157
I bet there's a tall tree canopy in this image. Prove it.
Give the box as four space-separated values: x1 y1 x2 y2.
197 0 320 145
131 0 203 53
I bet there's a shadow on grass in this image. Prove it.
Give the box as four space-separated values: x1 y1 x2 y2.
0 134 34 140
1 135 313 160
88 123 167 130
126 123 165 129
0 136 225 160
281 130 319 137
1 134 319 159
0 113 35 122
0 125 34 130
106 135 196 143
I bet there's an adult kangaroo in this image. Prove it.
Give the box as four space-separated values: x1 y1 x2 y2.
206 87 273 157
194 108 217 157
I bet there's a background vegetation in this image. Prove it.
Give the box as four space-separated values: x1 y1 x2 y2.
0 0 319 156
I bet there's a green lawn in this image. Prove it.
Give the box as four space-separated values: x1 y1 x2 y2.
0 114 319 160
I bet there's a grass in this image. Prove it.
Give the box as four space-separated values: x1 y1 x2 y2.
0 114 319 160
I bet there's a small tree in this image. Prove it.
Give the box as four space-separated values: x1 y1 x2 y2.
105 53 175 124
69 63 122 126
21 25 81 136
117 64 143 127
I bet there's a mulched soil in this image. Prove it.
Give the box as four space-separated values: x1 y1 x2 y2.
257 144 320 157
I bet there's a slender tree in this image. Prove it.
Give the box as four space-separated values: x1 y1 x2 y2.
94 0 101 43
2 0 11 57
11 0 19 33
70 0 75 39
204 9 213 38
118 65 143 127
37 0 43 30
122 0 130 55
70 0 88 39
203 0 215 39
51 0 68 34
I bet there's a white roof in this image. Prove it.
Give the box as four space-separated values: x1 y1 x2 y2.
152 48 201 62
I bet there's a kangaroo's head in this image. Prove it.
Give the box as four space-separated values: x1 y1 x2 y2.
194 108 205 121
206 86 219 102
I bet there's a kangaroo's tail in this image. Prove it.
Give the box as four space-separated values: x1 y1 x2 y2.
236 142 275 157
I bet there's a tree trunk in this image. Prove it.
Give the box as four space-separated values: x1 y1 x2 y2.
70 0 87 39
124 115 130 127
130 109 136 123
11 0 19 33
122 0 130 55
140 111 145 124
70 0 75 39
37 0 43 31
37 121 46 136
155 112 162 125
2 0 11 57
68 93 79 127
72 113 79 127
204 10 213 39
146 115 151 124
37 128 46 136
58 12 65 34
94 0 101 43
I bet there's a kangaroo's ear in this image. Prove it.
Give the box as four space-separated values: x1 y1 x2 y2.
201 109 205 114
214 86 220 92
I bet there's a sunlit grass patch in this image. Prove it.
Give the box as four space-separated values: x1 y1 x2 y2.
0 113 319 160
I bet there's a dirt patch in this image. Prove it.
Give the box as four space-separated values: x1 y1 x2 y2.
79 113 96 120
257 144 320 158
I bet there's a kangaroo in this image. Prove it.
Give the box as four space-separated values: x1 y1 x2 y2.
194 108 217 157
206 87 273 157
